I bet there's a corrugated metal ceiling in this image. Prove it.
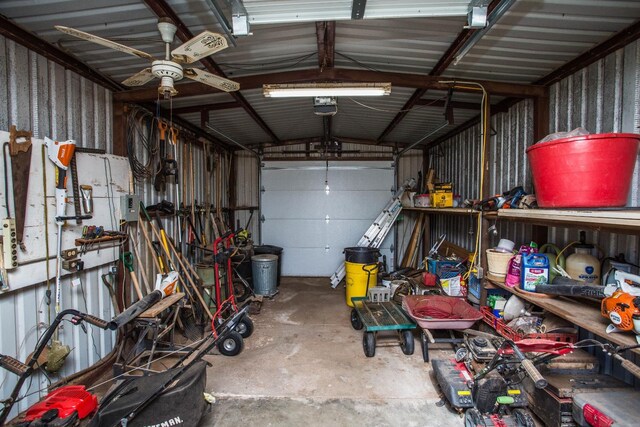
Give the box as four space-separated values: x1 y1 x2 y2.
1 0 638 147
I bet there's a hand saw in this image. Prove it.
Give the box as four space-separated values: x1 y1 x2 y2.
8 126 32 251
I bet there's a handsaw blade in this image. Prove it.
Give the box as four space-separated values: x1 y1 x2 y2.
183 68 239 92
9 126 33 248
171 31 228 64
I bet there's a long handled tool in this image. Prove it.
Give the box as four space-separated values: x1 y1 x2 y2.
122 252 143 300
45 137 77 316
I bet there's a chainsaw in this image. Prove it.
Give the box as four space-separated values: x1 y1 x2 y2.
601 269 640 343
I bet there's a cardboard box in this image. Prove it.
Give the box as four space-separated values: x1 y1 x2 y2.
431 191 453 207
431 182 453 207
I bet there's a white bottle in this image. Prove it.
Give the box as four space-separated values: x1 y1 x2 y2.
566 232 600 284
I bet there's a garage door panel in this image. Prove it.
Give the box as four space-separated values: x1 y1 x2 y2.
327 169 393 190
261 161 395 276
262 191 328 218
262 219 327 248
325 191 392 219
263 170 325 191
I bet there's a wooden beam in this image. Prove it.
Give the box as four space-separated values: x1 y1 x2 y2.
113 101 127 156
142 0 281 144
536 20 640 87
172 101 242 115
316 21 335 70
0 15 122 92
115 68 545 102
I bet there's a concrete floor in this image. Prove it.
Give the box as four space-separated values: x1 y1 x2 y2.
200 277 463 427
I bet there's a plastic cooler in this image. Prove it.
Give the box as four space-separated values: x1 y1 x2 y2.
526 133 640 208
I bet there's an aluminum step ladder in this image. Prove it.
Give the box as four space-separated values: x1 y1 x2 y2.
330 178 415 288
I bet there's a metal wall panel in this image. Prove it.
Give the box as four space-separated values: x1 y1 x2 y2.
395 149 423 265
428 99 535 252
234 151 260 242
0 34 115 417
548 39 640 267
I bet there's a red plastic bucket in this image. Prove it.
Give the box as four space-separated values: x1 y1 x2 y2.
526 133 640 208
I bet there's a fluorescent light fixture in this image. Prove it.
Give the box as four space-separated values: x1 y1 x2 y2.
263 83 391 98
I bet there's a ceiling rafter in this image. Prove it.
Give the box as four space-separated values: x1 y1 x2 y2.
316 21 336 71
114 67 544 102
142 0 281 144
0 15 122 92
376 0 501 143
172 101 242 115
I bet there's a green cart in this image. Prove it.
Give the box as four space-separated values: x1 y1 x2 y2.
350 296 417 357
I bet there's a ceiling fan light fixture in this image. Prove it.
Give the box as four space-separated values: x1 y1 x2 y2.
263 83 391 98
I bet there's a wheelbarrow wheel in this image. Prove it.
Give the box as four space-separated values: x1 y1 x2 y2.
363 332 376 357
218 331 244 356
400 330 414 355
235 316 254 338
350 309 363 330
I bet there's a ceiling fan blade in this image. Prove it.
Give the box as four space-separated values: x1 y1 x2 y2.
54 25 154 60
171 31 228 64
122 68 155 86
183 68 239 92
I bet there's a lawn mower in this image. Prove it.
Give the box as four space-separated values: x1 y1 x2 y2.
434 335 640 427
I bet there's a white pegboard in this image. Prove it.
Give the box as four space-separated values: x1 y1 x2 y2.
0 131 131 292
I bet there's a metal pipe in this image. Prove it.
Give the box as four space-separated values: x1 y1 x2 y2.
395 121 449 162
205 123 261 160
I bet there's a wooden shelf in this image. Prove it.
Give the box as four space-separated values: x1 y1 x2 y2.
492 209 640 233
487 279 640 354
403 207 479 215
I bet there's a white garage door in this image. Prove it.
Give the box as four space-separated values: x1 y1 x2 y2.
261 160 395 276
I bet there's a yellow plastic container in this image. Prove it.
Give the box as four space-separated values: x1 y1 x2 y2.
345 261 378 307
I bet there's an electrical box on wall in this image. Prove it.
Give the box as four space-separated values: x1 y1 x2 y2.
2 218 18 269
120 195 140 222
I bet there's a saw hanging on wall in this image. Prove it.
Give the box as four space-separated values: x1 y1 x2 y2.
54 18 240 98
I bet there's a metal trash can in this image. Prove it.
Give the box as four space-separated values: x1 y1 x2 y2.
254 245 283 286
251 254 278 296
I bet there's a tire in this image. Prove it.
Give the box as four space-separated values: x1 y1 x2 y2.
464 409 486 427
350 309 363 330
217 331 244 356
235 316 254 338
234 280 250 303
363 332 376 357
512 409 535 427
401 330 414 355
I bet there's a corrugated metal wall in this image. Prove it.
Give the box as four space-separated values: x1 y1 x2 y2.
548 39 640 267
428 99 535 252
0 35 115 417
235 151 260 242
396 149 423 266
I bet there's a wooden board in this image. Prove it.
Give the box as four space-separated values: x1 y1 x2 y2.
488 278 640 354
140 292 185 318
0 131 131 291
496 209 640 233
403 207 479 216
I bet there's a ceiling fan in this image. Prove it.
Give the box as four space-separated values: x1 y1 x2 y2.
55 18 240 98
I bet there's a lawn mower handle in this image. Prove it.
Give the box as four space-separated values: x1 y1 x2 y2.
510 341 548 389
